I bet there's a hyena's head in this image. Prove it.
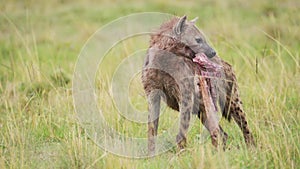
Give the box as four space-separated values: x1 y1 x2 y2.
173 16 216 58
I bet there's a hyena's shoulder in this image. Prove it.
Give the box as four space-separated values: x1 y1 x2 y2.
144 47 196 77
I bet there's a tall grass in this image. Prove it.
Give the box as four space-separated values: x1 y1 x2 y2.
0 0 299 168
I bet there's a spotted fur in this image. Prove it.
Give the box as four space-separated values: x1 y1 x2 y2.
142 16 255 154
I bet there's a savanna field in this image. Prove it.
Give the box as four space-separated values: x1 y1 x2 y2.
0 0 299 168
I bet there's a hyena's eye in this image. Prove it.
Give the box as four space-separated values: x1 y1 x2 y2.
195 38 203 43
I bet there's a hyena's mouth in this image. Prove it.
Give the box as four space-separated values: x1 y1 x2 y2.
192 53 221 72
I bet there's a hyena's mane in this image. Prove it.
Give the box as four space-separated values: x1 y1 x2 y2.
149 17 195 59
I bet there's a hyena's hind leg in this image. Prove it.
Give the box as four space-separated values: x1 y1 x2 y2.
224 65 255 147
147 89 162 155
230 98 255 146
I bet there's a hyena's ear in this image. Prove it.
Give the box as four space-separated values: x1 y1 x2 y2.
174 15 187 35
190 17 198 24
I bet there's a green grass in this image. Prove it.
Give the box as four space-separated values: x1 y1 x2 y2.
0 0 299 168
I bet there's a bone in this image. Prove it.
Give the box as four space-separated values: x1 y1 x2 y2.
197 69 219 134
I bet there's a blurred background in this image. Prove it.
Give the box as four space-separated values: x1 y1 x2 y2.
0 0 299 168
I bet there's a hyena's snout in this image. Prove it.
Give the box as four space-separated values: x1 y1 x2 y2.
205 46 216 58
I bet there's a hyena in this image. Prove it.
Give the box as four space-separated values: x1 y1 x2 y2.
142 16 255 154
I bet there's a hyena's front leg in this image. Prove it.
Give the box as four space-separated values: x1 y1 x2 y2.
148 90 161 155
219 125 228 149
176 90 193 149
199 110 224 148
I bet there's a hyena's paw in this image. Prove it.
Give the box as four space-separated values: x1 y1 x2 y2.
210 128 228 151
245 133 256 148
176 134 187 150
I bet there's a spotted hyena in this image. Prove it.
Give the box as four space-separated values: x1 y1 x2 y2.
142 16 255 154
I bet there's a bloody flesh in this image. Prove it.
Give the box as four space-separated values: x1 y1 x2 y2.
194 53 220 131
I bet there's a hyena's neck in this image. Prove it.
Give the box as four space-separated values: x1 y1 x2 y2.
150 37 195 59
169 45 195 59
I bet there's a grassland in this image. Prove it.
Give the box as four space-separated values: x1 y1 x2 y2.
0 0 299 168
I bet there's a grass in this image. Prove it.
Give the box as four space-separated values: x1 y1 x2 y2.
0 0 299 168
